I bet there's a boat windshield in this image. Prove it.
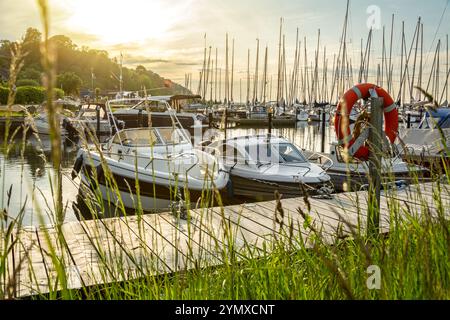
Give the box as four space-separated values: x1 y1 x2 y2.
273 143 307 163
245 142 307 164
157 128 189 144
114 129 161 146
112 128 189 147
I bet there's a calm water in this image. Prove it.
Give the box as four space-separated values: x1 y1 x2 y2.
1 121 406 226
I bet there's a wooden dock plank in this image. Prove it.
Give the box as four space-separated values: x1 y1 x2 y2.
2 182 448 298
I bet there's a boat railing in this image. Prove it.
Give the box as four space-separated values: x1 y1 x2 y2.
97 150 200 172
306 152 334 172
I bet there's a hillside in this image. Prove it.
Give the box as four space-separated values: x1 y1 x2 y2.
0 28 191 97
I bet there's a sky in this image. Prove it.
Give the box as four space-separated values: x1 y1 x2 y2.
1 0 449 100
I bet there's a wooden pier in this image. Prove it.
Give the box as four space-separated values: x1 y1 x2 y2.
2 181 449 298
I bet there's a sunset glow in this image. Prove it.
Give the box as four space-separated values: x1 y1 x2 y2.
58 0 190 44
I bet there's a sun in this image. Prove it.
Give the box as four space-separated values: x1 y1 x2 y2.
60 0 182 44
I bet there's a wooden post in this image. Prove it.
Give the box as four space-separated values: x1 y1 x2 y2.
268 111 272 135
367 95 384 238
96 105 101 137
224 109 228 140
321 108 326 152
138 109 143 128
208 112 213 129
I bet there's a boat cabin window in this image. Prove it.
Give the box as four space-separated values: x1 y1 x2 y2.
273 143 307 163
132 101 167 112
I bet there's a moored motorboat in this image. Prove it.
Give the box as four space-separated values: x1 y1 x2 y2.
398 108 450 169
304 142 431 192
72 126 229 212
202 134 333 201
112 97 208 136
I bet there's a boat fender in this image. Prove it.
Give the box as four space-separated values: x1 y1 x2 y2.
96 165 104 182
226 178 234 198
71 154 83 179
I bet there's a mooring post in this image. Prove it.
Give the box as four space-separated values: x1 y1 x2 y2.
321 108 326 152
367 93 384 239
208 111 213 129
96 105 101 137
268 110 272 135
138 109 143 128
224 109 228 140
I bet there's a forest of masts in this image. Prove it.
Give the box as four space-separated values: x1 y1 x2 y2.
184 3 450 108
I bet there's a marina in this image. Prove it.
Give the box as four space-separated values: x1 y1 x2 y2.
1 0 450 303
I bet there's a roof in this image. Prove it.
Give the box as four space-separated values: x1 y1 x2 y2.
425 108 450 118
145 94 202 102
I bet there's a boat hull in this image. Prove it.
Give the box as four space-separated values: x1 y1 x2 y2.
80 164 220 212
223 174 331 201
326 168 432 192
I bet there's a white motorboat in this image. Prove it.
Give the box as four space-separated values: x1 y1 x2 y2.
26 111 70 136
304 142 431 192
65 103 124 137
202 134 333 201
398 108 450 168
112 97 208 135
72 125 229 212
246 104 269 119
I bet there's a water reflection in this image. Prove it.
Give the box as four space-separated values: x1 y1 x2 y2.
0 132 80 226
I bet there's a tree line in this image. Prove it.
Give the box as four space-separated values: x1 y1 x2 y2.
0 27 191 99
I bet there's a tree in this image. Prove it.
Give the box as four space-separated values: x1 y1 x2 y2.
57 72 82 96
136 65 147 74
18 67 42 83
16 79 39 87
22 28 42 68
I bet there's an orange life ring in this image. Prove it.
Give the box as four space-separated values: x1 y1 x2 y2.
334 83 398 161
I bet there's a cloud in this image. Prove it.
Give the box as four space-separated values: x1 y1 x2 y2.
125 56 170 65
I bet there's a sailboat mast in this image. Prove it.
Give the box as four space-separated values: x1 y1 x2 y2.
246 49 250 104
388 14 394 93
262 45 268 103
225 33 229 104
276 17 283 103
215 48 218 102
253 38 260 103
231 38 235 102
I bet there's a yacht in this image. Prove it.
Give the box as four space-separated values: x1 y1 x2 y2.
202 134 333 201
304 142 430 192
65 103 125 137
398 108 450 169
112 97 208 135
